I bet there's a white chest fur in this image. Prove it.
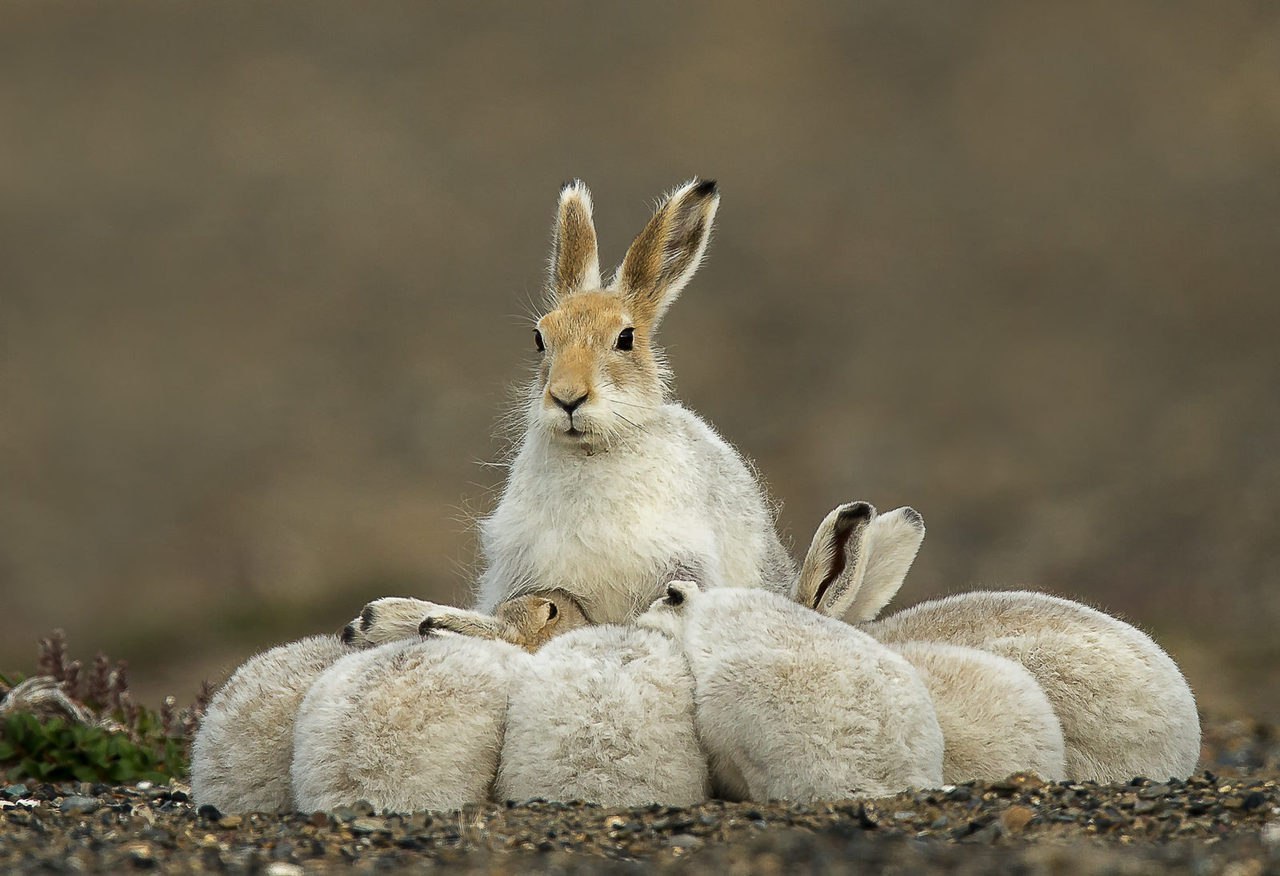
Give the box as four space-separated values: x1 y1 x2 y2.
476 408 725 623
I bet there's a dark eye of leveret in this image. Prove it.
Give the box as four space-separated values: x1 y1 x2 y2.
616 327 635 351
534 329 545 352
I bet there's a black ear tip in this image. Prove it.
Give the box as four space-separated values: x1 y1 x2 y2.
693 179 718 197
418 617 434 636
902 507 924 529
836 501 875 527
666 585 686 606
560 178 586 195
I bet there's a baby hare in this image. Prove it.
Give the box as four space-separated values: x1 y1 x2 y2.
796 503 1068 784
638 580 944 802
496 623 710 807
805 502 1200 783
191 635 352 814
865 591 1201 783
290 633 530 813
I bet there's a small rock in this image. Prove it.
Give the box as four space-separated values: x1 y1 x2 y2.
59 796 100 815
667 834 703 849
2 785 29 801
1134 799 1162 815
217 815 243 829
265 864 304 876
350 817 388 835
196 804 222 821
1000 805 1035 832
123 842 155 868
1138 784 1171 799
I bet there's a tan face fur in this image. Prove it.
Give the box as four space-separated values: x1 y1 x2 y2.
528 179 720 450
496 591 590 652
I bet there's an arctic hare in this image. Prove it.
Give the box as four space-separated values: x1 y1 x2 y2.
496 623 709 807
865 591 1201 783
191 635 352 814
796 503 1068 783
638 580 944 802
807 504 1200 782
355 180 794 640
291 634 529 813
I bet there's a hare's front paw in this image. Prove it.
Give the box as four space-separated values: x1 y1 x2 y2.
341 597 439 647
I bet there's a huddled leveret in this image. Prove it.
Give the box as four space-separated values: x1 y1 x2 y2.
290 633 530 813
496 622 710 807
190 635 353 814
863 590 1201 783
799 501 1198 784
637 578 944 802
793 504 1068 784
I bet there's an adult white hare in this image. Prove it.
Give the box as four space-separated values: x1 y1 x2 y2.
355 180 794 639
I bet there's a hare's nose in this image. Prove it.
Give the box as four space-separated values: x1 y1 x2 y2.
551 392 588 414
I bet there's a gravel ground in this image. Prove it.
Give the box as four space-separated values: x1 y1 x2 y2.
1 719 1277 874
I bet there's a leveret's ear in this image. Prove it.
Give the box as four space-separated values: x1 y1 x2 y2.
793 501 875 618
844 507 925 622
530 597 558 629
611 179 719 328
548 180 601 300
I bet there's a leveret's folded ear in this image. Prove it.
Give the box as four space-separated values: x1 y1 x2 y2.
844 507 925 622
611 179 719 328
548 180 601 300
793 501 875 617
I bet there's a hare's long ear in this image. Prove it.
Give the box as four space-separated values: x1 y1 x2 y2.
793 502 875 617
548 180 601 300
611 179 719 328
845 507 925 622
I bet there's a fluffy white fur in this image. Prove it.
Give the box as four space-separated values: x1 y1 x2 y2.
865 591 1202 782
889 641 1066 783
291 635 526 813
191 635 351 814
496 624 709 806
638 582 944 802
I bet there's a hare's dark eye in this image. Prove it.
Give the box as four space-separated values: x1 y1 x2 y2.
616 327 635 351
534 329 545 352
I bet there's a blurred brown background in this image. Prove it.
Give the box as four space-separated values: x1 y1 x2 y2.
2 1 1277 718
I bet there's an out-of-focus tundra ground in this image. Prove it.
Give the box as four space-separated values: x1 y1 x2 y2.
1 1 1277 717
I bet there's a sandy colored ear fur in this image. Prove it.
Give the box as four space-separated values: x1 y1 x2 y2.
611 178 719 327
844 507 925 622
549 180 601 299
792 501 875 615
